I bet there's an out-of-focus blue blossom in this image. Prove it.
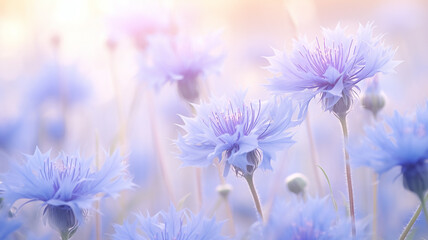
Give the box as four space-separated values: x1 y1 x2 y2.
0 148 134 238
113 204 227 240
251 197 366 240
0 209 21 240
266 23 399 117
176 93 298 176
141 31 224 102
350 102 428 199
28 62 90 108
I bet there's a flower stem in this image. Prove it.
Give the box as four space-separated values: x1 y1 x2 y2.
338 116 356 237
305 112 324 195
399 195 428 240
244 174 264 221
421 196 428 226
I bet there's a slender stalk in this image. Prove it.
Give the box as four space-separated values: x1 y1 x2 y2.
399 203 423 240
305 112 324 195
214 161 236 236
421 197 428 225
147 92 176 204
338 116 356 237
372 174 378 240
244 174 264 221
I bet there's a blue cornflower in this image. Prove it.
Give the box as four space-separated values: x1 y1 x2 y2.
141 31 224 102
112 204 227 240
266 23 399 118
0 148 134 239
252 197 365 240
176 93 297 177
350 102 428 200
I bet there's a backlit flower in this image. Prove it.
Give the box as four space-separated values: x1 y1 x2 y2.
112 204 227 240
0 148 134 238
350 102 428 199
176 93 297 176
266 23 399 118
251 197 366 240
141 31 224 102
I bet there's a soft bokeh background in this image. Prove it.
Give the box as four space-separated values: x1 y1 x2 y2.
1 0 428 239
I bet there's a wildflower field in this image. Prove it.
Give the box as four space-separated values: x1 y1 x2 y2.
1 0 428 239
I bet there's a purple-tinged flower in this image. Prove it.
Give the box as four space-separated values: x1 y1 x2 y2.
266 23 399 118
141 31 224 102
176 93 298 177
112 204 227 240
0 148 134 239
251 197 367 240
350 102 428 199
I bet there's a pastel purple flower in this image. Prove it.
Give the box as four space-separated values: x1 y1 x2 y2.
176 93 297 176
0 148 134 238
266 23 399 117
141 31 224 102
113 204 227 240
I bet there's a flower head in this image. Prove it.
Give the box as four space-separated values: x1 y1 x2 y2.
1 148 134 238
141 31 224 102
266 23 399 118
176 93 297 177
28 62 90 108
252 197 365 240
350 102 428 199
113 204 227 240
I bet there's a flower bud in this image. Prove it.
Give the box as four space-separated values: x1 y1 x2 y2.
216 184 233 198
44 205 78 239
285 173 308 195
361 75 385 117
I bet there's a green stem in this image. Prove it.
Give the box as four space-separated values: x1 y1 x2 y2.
338 116 356 237
244 174 264 221
421 197 428 226
399 195 428 240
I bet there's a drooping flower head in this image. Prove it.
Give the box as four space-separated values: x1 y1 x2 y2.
350 102 428 200
0 148 134 239
251 197 366 240
176 93 298 177
112 204 227 240
141 31 224 102
266 23 399 118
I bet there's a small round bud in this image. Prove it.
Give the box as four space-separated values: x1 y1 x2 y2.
285 173 308 195
362 76 386 117
216 184 233 198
